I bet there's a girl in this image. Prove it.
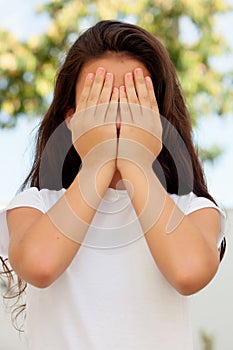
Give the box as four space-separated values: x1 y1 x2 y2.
0 20 226 350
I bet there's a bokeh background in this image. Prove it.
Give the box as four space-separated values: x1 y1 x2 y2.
0 1 233 349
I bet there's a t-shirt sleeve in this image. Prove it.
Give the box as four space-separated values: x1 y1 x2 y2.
0 187 45 258
170 192 226 249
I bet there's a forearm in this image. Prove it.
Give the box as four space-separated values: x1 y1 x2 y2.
51 162 116 242
9 163 115 287
9 67 119 287
118 161 219 295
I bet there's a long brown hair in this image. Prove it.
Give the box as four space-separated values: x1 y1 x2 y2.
1 20 226 328
22 19 226 255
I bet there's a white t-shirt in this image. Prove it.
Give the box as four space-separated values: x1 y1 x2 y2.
0 187 225 350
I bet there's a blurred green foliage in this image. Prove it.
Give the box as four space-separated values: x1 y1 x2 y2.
0 0 232 160
200 330 215 350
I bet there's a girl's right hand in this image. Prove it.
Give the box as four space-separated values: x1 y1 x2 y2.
69 67 119 172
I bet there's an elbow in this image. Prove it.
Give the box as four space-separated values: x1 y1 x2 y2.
172 262 219 296
24 251 60 287
9 247 58 289
14 261 56 289
22 263 57 289
27 266 57 288
173 272 200 296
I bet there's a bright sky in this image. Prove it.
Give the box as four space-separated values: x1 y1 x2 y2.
0 0 233 208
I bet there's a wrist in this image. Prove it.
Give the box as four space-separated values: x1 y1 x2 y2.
117 158 153 176
81 159 116 178
77 160 116 200
116 161 167 234
116 137 156 174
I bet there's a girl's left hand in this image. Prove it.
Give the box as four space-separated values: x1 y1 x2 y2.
117 68 162 171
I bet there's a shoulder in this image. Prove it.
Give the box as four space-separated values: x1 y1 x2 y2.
169 192 225 217
0 188 66 257
169 192 226 248
6 187 66 213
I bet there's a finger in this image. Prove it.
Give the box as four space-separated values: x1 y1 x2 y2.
124 72 138 105
124 72 141 123
119 85 132 124
145 76 159 114
105 87 119 123
96 72 114 122
133 68 151 108
119 85 127 103
144 76 162 139
76 73 94 112
98 72 114 104
86 67 106 108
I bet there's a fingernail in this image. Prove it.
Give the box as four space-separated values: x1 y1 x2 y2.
87 73 94 80
145 76 152 84
120 85 126 92
126 72 133 80
135 68 143 76
106 72 113 80
97 67 105 75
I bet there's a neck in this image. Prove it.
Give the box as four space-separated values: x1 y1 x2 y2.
108 170 126 190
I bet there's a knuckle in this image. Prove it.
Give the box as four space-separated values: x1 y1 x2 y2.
79 95 87 104
130 98 138 105
87 95 98 105
140 94 149 103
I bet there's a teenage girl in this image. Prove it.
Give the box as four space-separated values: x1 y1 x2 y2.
0 20 225 350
